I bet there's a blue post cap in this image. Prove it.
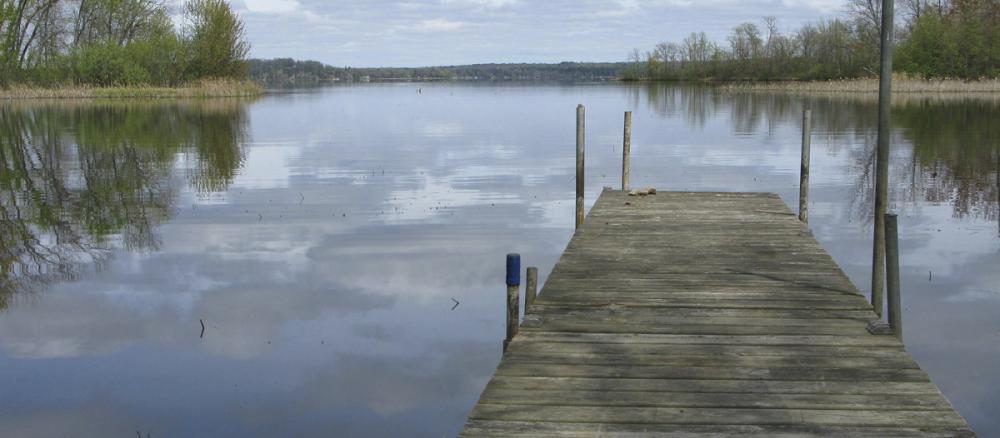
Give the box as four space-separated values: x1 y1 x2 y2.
506 254 521 286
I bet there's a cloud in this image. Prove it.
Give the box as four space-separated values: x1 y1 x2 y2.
242 0 302 14
237 0 854 65
412 18 466 32
442 0 519 9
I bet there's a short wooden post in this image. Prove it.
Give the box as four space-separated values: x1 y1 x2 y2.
799 109 812 224
576 104 585 231
525 267 538 309
885 214 902 340
622 111 632 191
503 254 521 353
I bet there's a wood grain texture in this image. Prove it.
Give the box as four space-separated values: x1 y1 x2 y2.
461 191 973 437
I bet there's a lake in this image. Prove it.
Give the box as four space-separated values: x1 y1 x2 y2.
1 83 997 437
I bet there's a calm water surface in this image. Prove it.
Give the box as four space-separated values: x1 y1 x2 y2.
1 84 998 437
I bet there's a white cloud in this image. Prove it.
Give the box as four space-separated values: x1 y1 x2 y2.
412 18 466 32
242 0 302 14
443 0 519 9
241 0 853 65
781 0 844 13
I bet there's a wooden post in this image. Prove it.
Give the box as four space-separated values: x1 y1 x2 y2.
576 105 585 231
525 267 538 309
622 111 632 191
799 109 812 224
885 214 902 340
871 0 895 318
503 254 520 353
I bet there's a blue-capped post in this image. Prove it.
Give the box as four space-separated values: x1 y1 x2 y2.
503 254 521 353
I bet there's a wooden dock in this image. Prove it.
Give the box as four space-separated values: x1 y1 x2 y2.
462 190 973 437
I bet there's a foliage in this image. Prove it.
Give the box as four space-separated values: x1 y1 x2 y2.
184 0 249 79
627 0 1000 81
896 0 1000 79
1 0 250 88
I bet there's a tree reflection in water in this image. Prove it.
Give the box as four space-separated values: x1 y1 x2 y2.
630 84 1000 227
0 99 250 305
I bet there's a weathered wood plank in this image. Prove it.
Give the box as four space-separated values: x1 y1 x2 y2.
477 389 952 410
483 376 943 395
493 362 930 381
461 420 975 438
506 342 908 358
502 351 920 370
468 405 970 428
461 191 972 436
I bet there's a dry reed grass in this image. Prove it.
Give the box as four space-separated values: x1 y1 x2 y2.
0 78 263 100
720 74 1000 95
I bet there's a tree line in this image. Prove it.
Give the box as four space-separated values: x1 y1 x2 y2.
0 0 250 87
625 0 1000 81
249 59 630 87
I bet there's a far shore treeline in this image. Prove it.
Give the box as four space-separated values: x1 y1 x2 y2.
625 0 1000 81
0 0 250 88
248 60 629 87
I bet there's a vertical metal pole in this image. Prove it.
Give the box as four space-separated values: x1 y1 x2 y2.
885 214 902 340
576 105 586 231
799 109 812 224
871 0 895 318
622 111 632 191
504 254 521 353
525 267 538 309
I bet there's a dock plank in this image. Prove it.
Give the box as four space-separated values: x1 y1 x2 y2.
460 191 973 436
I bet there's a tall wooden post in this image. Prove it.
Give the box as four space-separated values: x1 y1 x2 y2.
576 105 585 231
622 111 632 191
504 254 520 353
799 109 812 224
525 267 538 309
871 0 895 318
885 214 902 340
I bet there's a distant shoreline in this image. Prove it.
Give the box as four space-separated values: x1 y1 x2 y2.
0 79 264 100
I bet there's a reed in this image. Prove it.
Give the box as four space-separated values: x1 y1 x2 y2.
720 74 1000 94
0 79 264 100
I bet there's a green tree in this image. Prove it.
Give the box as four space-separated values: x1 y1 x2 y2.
184 0 250 79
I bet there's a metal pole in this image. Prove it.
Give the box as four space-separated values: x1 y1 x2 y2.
576 105 585 231
503 254 521 353
885 214 902 340
871 0 895 318
623 111 632 191
799 109 812 224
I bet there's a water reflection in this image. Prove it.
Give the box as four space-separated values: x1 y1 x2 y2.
630 84 1000 228
0 100 249 303
0 85 997 436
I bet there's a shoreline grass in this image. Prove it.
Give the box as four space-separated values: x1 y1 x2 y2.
0 79 264 100
718 75 1000 94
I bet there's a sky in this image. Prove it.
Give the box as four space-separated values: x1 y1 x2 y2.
225 0 847 67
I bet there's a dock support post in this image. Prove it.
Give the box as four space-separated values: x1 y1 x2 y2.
799 109 812 224
525 267 538 310
885 214 902 340
576 105 585 231
504 254 521 353
622 111 631 191
871 0 895 318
